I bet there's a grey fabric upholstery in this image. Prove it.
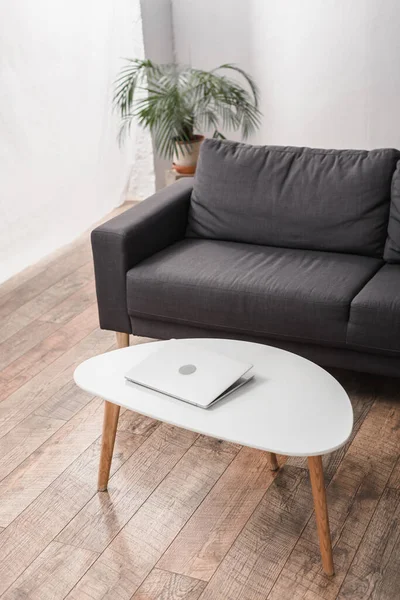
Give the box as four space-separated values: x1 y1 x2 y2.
127 239 382 346
130 316 400 379
384 161 400 262
347 264 400 354
187 139 399 257
91 178 193 333
91 140 400 377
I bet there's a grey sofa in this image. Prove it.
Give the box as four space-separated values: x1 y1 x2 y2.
92 139 400 377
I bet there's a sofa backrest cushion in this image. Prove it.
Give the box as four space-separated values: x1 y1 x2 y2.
186 139 400 257
384 162 400 262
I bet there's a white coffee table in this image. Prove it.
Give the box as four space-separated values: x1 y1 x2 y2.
74 338 353 576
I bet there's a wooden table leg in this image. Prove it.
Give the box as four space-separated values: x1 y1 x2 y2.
97 331 129 491
269 452 279 471
308 455 334 576
98 401 120 491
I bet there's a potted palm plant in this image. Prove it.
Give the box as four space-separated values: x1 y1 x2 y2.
114 60 261 174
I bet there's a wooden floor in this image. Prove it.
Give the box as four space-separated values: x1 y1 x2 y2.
0 204 400 600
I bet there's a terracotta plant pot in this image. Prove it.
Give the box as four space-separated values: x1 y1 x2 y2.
173 135 204 174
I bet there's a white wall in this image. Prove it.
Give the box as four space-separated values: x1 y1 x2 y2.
140 0 175 189
250 0 400 149
172 0 251 71
172 0 400 150
0 0 154 284
172 0 252 144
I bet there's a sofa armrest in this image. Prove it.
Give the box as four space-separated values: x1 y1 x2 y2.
91 178 193 333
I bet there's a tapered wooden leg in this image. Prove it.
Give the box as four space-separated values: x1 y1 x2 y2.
97 401 120 491
308 455 334 576
269 452 279 471
97 331 129 491
116 331 129 349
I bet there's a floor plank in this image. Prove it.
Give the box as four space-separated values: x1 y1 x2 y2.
0 319 60 372
337 487 400 600
0 389 141 525
0 302 99 401
0 327 115 438
0 397 105 526
266 396 400 600
387 455 400 491
64 437 239 599
39 279 96 325
34 379 98 422
0 275 97 374
0 413 65 482
117 409 159 437
1 541 98 600
0 423 146 595
0 261 93 346
56 424 200 553
198 465 313 600
0 243 92 322
132 569 207 600
158 446 285 581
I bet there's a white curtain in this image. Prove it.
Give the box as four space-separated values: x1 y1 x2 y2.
0 0 154 283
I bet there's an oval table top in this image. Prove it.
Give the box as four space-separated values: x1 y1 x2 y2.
74 338 353 457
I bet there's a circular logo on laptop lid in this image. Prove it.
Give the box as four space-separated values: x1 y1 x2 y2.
179 364 197 375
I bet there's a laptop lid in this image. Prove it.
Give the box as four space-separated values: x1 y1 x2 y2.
124 340 253 408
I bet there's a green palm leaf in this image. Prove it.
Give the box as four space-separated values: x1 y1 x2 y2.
113 60 261 159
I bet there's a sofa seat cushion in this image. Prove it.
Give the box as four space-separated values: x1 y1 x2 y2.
347 264 400 354
127 239 382 346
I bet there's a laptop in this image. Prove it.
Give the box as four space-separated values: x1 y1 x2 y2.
124 340 254 408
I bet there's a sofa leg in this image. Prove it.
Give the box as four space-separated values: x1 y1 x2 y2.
116 331 130 349
97 332 130 492
269 452 279 471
